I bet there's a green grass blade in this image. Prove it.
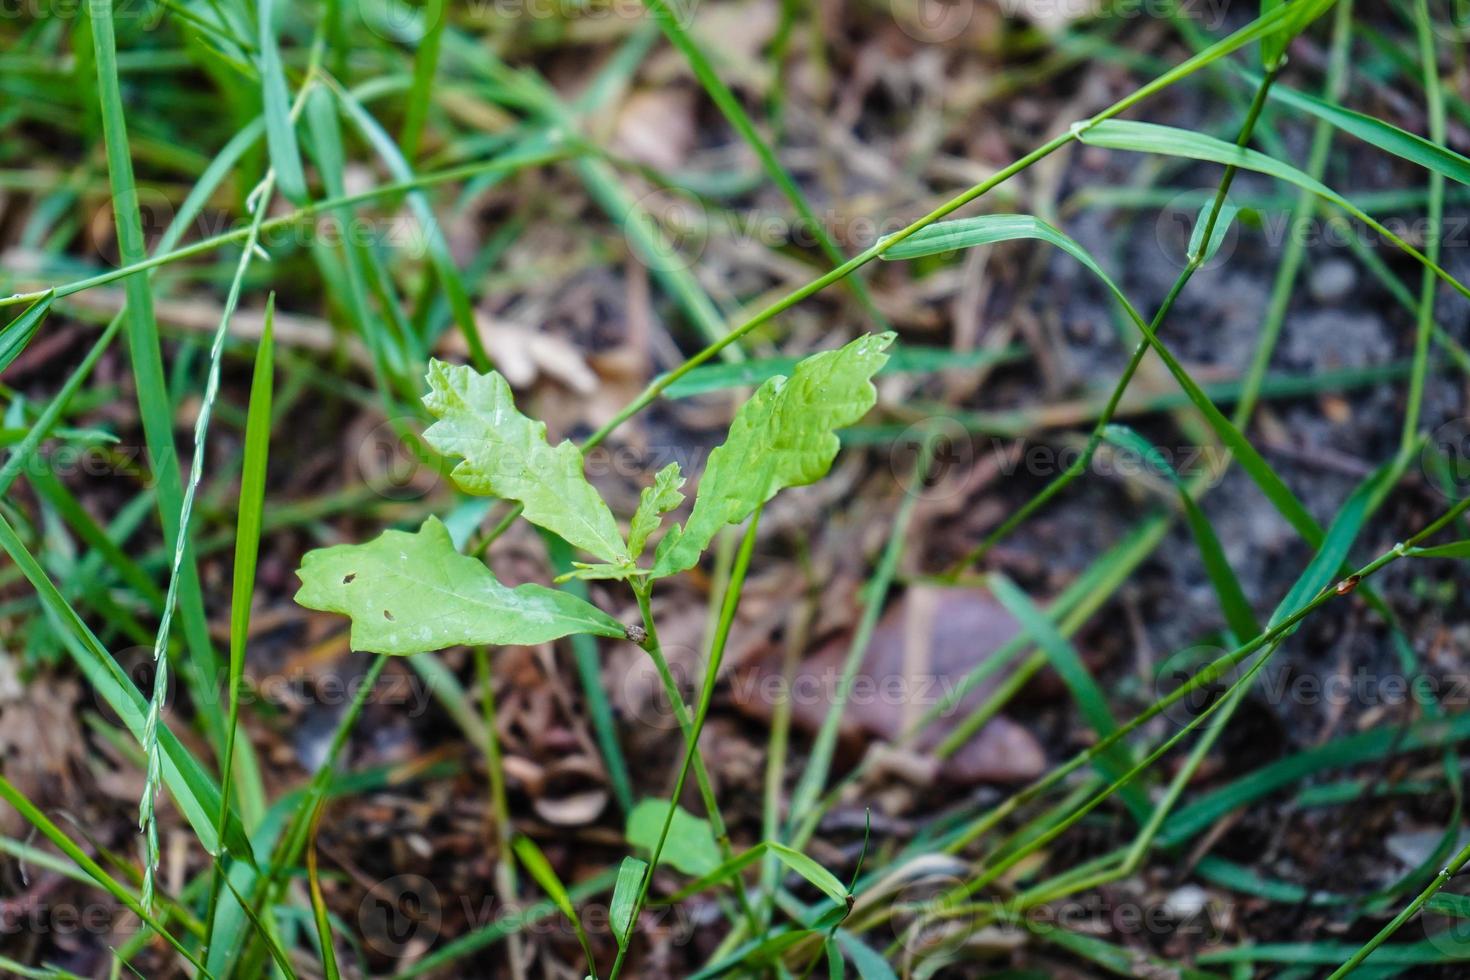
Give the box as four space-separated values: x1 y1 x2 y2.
306 801 341 980
205 294 275 943
987 572 1149 817
400 0 445 162
610 856 648 950
0 776 208 974
662 840 847 909
0 510 254 862
1074 119 1470 303
257 0 307 204
881 213 1324 545
0 292 54 374
1267 461 1395 628
512 835 600 978
1102 424 1260 641
215 871 299 979
1407 540 1470 559
1252 71 1470 186
639 0 888 327
330 82 492 371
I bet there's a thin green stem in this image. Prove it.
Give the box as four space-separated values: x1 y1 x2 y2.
474 647 527 980
631 582 761 933
609 511 763 980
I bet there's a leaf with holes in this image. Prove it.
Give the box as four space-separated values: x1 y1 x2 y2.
294 517 625 654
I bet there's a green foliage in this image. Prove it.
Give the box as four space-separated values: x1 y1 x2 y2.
628 462 685 558
625 799 721 876
512 835 601 978
652 332 894 576
299 336 890 650
424 361 630 563
294 517 626 654
609 857 649 950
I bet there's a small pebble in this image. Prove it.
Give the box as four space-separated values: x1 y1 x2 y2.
1308 258 1357 304
1164 884 1209 920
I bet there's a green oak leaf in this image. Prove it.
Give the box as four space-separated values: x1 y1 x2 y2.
422 361 629 563
628 461 685 557
652 332 894 577
295 516 625 654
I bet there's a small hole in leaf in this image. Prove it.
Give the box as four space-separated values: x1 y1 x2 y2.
383 609 394 621
343 573 356 584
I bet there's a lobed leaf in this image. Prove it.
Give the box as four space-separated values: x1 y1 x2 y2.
628 462 685 558
423 361 629 563
653 333 894 577
294 516 625 655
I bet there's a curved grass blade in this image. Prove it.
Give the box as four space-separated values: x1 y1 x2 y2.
1073 118 1470 303
1102 424 1260 641
880 213 1323 545
0 292 54 376
610 856 649 950
1251 71 1470 186
512 835 600 979
662 840 848 910
306 800 341 980
0 775 207 974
